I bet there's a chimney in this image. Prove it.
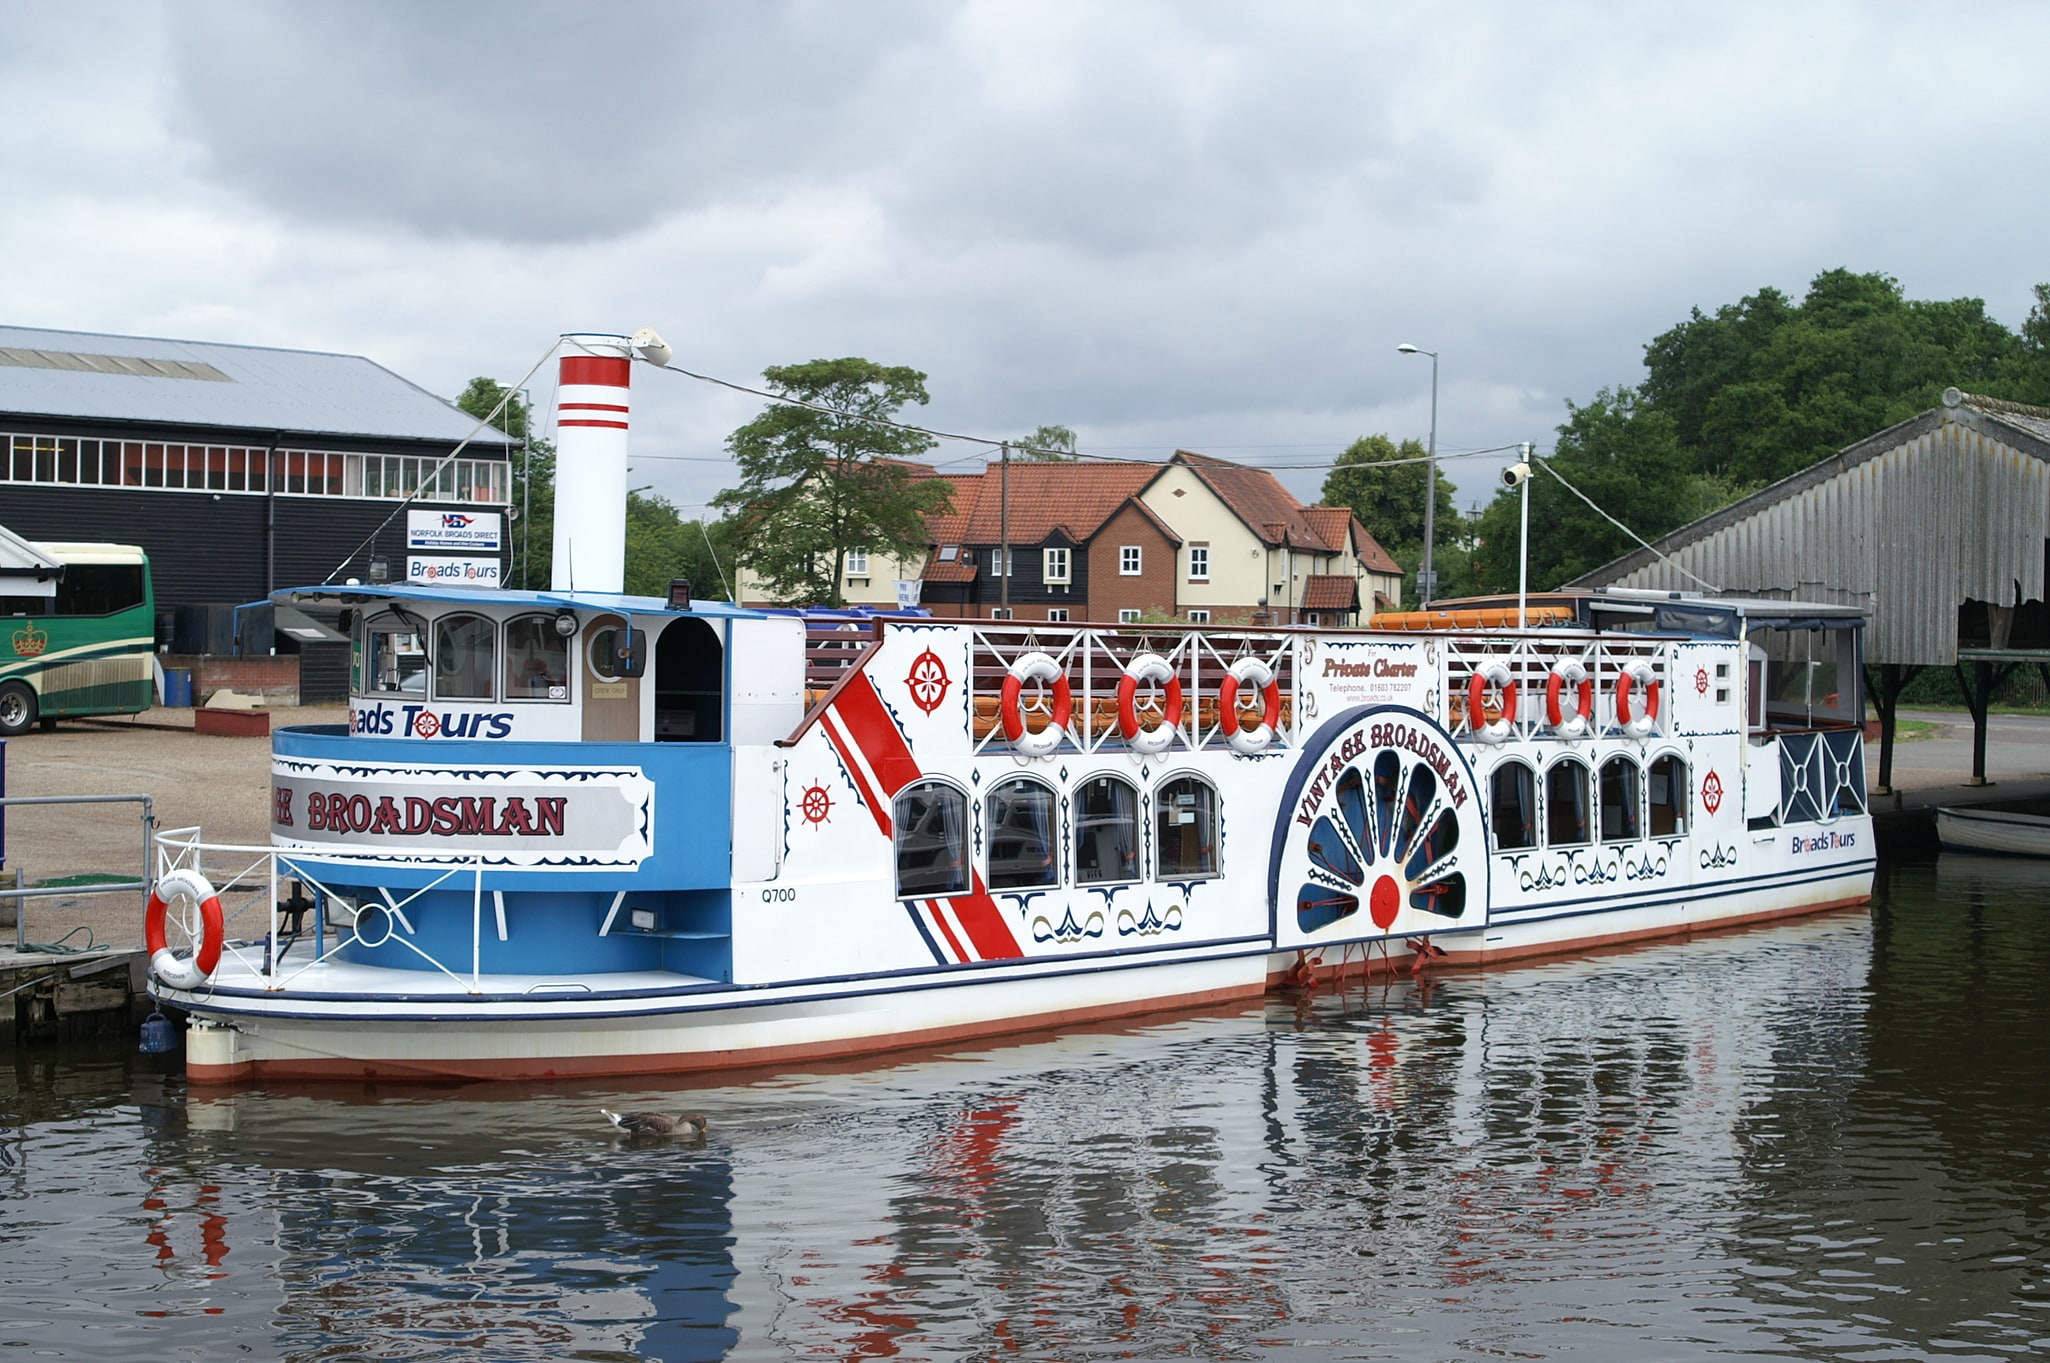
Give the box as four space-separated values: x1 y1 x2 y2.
551 334 633 593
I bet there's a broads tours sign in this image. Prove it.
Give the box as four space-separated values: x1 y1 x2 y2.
271 758 653 866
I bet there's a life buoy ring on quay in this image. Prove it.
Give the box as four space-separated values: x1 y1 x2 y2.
145 867 226 991
1464 660 1517 744
1116 652 1184 754
1000 651 1073 758
1217 657 1282 754
1544 658 1595 739
1614 659 1662 739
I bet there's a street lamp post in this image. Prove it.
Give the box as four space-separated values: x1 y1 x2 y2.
1396 343 1438 604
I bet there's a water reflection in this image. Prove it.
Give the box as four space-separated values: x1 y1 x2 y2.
2 861 2048 1359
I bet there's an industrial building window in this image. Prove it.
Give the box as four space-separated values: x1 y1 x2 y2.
503 613 571 701
987 777 1058 890
2 430 509 505
1076 775 1139 885
1156 776 1218 879
433 613 497 701
894 781 969 898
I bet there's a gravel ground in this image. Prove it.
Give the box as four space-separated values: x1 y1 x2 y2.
2 706 349 950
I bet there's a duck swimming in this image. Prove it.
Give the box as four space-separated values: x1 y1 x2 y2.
602 1109 708 1139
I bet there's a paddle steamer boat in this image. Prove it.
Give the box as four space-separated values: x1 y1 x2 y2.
144 334 1876 1081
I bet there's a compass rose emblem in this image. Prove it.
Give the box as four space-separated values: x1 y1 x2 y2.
412 710 441 738
905 648 951 715
799 783 834 825
1701 770 1724 815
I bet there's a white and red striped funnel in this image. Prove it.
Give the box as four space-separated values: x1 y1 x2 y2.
551 334 634 593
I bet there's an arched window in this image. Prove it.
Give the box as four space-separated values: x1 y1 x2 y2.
1545 759 1591 848
1076 775 1139 885
361 613 425 695
1156 776 1219 879
1599 756 1643 841
894 781 968 899
503 613 571 701
1649 754 1689 836
987 777 1057 890
433 613 496 701
1490 761 1537 851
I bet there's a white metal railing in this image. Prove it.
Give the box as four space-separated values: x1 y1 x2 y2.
1442 635 1674 744
154 827 498 993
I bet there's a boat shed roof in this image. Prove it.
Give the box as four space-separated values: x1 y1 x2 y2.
1568 389 2050 667
0 324 513 450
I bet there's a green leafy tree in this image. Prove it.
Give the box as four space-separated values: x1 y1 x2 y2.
622 493 734 600
2000 282 2050 405
714 358 954 606
455 378 553 590
1011 424 1078 460
1318 434 1459 602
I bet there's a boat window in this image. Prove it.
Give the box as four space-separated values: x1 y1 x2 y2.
433 613 497 700
1155 776 1219 879
654 617 723 742
1545 759 1591 848
1649 754 1688 836
361 617 426 695
987 777 1058 889
1599 756 1643 841
502 613 571 702
1076 775 1139 885
1490 761 1537 851
894 781 969 899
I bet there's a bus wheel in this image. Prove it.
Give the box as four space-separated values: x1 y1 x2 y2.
0 682 35 737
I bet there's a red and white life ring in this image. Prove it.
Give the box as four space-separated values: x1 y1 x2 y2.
1000 650 1073 757
145 867 225 991
1465 660 1517 744
1117 652 1184 754
1544 658 1595 739
1218 656 1281 754
1615 659 1662 739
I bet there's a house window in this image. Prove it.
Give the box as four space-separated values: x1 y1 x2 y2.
1047 608 1069 622
990 548 1013 576
1304 613 1321 627
845 550 868 577
992 607 1013 620
939 545 959 561
894 781 969 898
1043 547 1070 583
1188 610 1210 624
1118 609 1140 624
1188 545 1209 580
1120 545 1142 575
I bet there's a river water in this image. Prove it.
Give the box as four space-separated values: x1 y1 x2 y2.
2 854 2047 1361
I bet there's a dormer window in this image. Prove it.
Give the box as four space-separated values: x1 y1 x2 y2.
939 545 959 561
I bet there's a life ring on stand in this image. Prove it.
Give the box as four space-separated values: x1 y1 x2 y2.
145 867 225 991
1544 659 1595 739
1614 659 1662 739
1218 657 1281 754
1464 661 1517 744
1116 652 1184 754
1000 651 1073 757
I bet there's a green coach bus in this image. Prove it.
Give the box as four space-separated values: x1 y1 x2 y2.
0 542 155 736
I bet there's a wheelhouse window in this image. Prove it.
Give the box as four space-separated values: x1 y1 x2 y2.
987 777 1057 890
1649 754 1688 836
1599 756 1642 841
1545 759 1591 847
1490 761 1537 851
433 613 497 700
503 613 571 701
362 617 426 695
1156 776 1219 879
895 781 969 899
1076 775 1139 884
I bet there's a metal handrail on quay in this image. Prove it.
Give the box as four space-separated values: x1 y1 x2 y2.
0 793 155 953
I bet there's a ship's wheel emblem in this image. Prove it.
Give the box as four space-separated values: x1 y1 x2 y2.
412 710 441 738
799 783 834 825
1701 770 1724 815
905 649 951 715
1272 707 1488 946
1695 667 1710 695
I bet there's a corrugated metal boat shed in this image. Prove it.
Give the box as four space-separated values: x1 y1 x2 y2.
1569 390 2050 667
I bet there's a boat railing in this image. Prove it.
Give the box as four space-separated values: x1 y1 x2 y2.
1775 728 1867 823
1441 635 1675 743
154 826 503 994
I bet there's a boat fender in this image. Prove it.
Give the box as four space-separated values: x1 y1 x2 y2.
1544 659 1595 739
1001 651 1073 758
145 867 226 992
1218 657 1281 754
1465 660 1517 744
1116 652 1184 754
1615 659 1662 739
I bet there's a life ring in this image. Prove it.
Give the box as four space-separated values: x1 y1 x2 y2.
1116 652 1184 754
1217 657 1281 754
1544 659 1595 739
145 868 225 991
1464 661 1517 744
1000 651 1073 757
1614 659 1662 739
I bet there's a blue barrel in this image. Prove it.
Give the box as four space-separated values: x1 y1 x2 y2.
163 668 193 708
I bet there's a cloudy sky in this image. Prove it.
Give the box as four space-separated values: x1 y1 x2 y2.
4 1 2045 515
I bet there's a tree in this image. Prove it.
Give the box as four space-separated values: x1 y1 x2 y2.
623 492 734 600
2000 282 2050 405
455 378 553 590
1318 434 1458 601
1011 424 1078 460
714 358 954 606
